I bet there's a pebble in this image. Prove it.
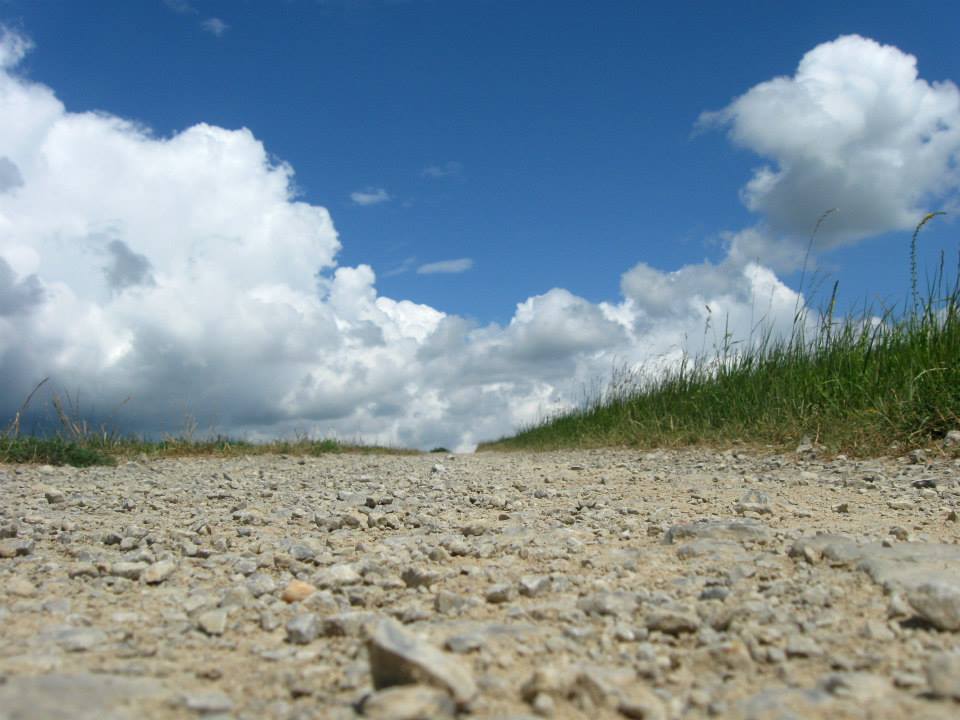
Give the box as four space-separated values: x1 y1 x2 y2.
285 613 319 644
367 617 478 708
143 559 176 584
281 579 316 603
196 609 229 636
926 652 960 700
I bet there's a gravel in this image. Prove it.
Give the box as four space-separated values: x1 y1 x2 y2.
1 448 959 718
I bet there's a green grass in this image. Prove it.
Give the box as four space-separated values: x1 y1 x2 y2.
0 432 415 467
480 218 959 457
0 432 414 467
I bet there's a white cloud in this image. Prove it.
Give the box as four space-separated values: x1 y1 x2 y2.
350 187 391 205
201 18 229 37
381 256 416 277
163 0 196 15
416 258 473 275
3 29 950 452
422 161 463 178
700 34 960 269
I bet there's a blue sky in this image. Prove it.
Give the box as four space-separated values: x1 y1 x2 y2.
1 1 958 449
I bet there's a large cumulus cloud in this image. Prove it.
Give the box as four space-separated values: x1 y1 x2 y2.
701 34 960 268
1 30 955 450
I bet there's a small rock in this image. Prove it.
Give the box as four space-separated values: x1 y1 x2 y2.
367 617 478 709
362 685 455 720
486 582 516 604
246 572 277 598
785 634 823 658
143 560 176 584
401 566 441 589
735 489 772 515
286 613 319 644
926 652 960 700
0 538 33 558
519 575 552 598
181 690 234 714
196 609 229 636
109 562 148 580
906 581 960 630
44 489 66 505
444 633 484 653
943 429 960 448
281 579 316 603
644 607 700 635
313 563 361 588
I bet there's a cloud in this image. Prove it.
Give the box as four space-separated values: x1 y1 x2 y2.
700 34 960 269
382 256 416 278
3 28 948 452
201 18 229 37
163 0 196 15
350 187 391 206
0 27 31 68
416 258 473 275
422 161 463 179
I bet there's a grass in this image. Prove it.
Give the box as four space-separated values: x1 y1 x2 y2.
1 388 415 467
480 215 959 457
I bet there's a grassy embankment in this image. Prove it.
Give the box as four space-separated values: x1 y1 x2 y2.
1 387 412 467
480 214 959 457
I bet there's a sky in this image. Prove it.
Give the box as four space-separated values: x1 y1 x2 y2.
0 0 958 451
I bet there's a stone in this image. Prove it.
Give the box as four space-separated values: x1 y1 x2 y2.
0 538 33 558
109 561 148 580
181 690 234 714
361 685 456 720
281 579 316 603
286 613 319 644
519 575 552 598
246 572 277 598
644 607 700 635
926 652 960 700
313 563 361 588
142 559 176 584
486 582 516 604
401 566 441 589
663 519 770 545
907 581 960 630
196 608 229 636
367 617 478 708
45 489 66 504
735 489 772 515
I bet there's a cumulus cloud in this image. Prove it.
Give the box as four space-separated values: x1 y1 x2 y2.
201 18 229 37
416 258 473 275
350 187 391 206
3 28 950 451
701 34 960 268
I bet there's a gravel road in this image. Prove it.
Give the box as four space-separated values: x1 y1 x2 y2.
2 447 959 719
